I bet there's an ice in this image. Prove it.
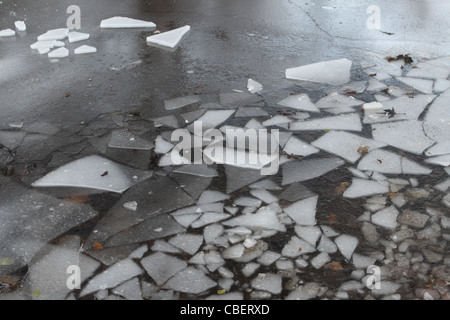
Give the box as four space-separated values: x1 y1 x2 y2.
295 226 322 246
173 164 218 177
317 235 338 253
315 93 364 114
164 95 200 110
434 79 450 93
251 273 282 295
423 89 450 142
172 173 213 199
282 157 345 185
397 77 434 94
425 154 450 166
426 141 450 157
187 110 235 133
249 179 282 191
112 278 142 300
311 252 331 269
154 135 174 154
285 58 352 85
164 267 216 294
191 212 231 228
146 25 190 49
352 254 377 269
37 28 69 41
282 136 319 157
283 196 318 226
197 190 230 204
285 282 320 300
289 113 362 132
222 208 286 232
173 213 202 228
235 106 268 118
74 45 97 55
30 40 58 52
276 94 320 113
32 155 152 194
257 251 281 266
247 79 263 94
80 259 143 297
279 182 315 202
262 115 292 127
406 57 450 79
203 224 224 243
0 29 15 37
343 178 389 199
358 149 432 175
108 130 153 150
249 188 278 204
367 78 387 92
0 130 26 149
312 131 387 163
235 197 262 207
141 252 187 286
68 31 89 43
362 101 383 115
371 206 400 230
334 234 358 260
86 244 140 267
168 234 203 255
372 121 434 155
48 47 69 59
398 210 429 228
100 16 156 28
153 114 181 128
14 21 26 31
281 236 316 258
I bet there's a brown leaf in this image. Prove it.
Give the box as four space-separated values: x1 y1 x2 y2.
357 146 370 156
328 214 339 225
64 194 90 203
336 182 349 194
92 242 104 250
327 261 344 271
64 92 71 98
101 171 109 177
344 90 357 95
388 192 398 199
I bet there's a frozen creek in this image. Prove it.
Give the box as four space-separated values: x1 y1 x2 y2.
1 50 450 300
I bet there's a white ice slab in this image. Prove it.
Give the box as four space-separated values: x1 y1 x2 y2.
14 21 26 31
197 190 230 204
281 236 316 258
315 93 364 114
282 157 345 185
112 278 142 300
343 178 389 199
406 57 450 80
425 154 450 167
0 29 15 37
222 208 286 232
434 79 450 93
249 188 278 204
317 235 338 253
426 141 450 157
311 252 331 269
286 58 352 85
262 115 292 127
283 136 319 157
108 130 153 150
247 78 263 94
100 16 156 28
334 234 358 260
146 25 190 49
68 31 90 43
289 113 362 132
164 94 199 110
164 267 216 294
423 89 450 142
366 78 387 92
397 77 434 94
37 28 69 41
295 226 322 246
141 252 187 286
372 121 435 155
32 155 151 193
48 47 69 59
276 94 320 113
371 206 399 230
168 234 203 255
74 45 97 55
154 135 174 154
312 131 387 163
283 196 318 226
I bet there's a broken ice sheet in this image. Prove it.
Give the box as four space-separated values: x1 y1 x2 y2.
282 157 345 185
286 58 352 85
108 130 153 150
396 77 434 94
187 110 235 133
141 252 187 286
32 155 152 194
146 25 190 49
0 28 15 37
334 234 358 260
164 267 216 294
289 113 362 132
406 56 450 80
425 154 450 167
48 47 69 59
371 206 400 230
284 196 318 226
315 92 364 114
173 164 218 178
282 136 319 158
68 31 90 43
197 190 230 204
247 78 263 94
276 94 320 113
37 28 69 41
100 16 156 28
372 121 435 155
164 95 200 110
74 45 97 55
222 207 286 232
312 131 387 163
423 89 450 142
343 178 389 199
14 21 26 32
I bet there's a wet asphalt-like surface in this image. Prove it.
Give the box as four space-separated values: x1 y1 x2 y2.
0 0 449 300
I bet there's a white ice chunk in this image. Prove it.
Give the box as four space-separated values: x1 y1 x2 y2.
276 94 320 113
37 28 69 41
251 273 282 295
173 164 218 177
423 89 450 142
146 25 190 49
343 178 389 199
406 57 450 80
30 40 57 50
366 78 387 91
289 113 362 132
100 16 156 28
315 92 364 114
425 154 450 167
108 130 153 150
372 121 434 155
68 31 90 43
141 252 187 286
154 135 174 154
434 79 450 93
281 236 316 258
311 252 331 269
286 58 352 85
426 142 450 157
123 201 138 212
222 208 286 232
362 101 383 115
334 234 358 260
0 29 15 37
247 78 263 94
317 235 338 253
295 226 322 246
262 115 292 127
312 131 387 163
112 278 142 300
164 95 199 110
168 234 203 255
74 45 97 55
32 155 151 193
371 206 399 230
197 190 230 204
191 212 231 228
14 21 26 31
284 196 318 226
249 188 278 204
397 77 434 94
80 259 143 297
164 267 216 294
283 136 320 157
282 157 345 185
48 47 69 59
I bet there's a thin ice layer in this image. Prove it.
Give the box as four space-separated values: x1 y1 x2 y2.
286 58 352 85
343 178 389 198
315 93 364 114
282 157 345 185
289 113 362 132
146 25 190 48
100 16 156 28
37 28 69 41
277 94 320 113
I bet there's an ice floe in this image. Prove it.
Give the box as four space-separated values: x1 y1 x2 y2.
288 113 362 131
74 45 97 55
48 47 69 59
68 31 90 43
108 130 153 150
282 157 345 185
146 25 190 49
0 29 15 37
247 79 263 94
334 234 358 260
315 92 364 114
397 77 434 94
100 16 156 28
277 94 320 113
286 58 352 85
343 178 389 198
38 28 69 41
283 196 318 226
14 21 26 32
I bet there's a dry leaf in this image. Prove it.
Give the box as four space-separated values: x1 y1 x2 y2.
357 146 370 156
327 261 344 271
336 182 349 193
64 194 90 203
388 192 398 199
328 214 338 225
92 242 104 250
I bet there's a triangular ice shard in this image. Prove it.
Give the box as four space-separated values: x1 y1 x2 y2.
277 94 320 113
74 45 97 54
37 28 69 41
32 155 152 193
146 25 190 49
282 157 345 185
315 93 364 114
100 16 156 28
286 58 352 85
397 77 434 94
289 113 362 132
247 79 263 94
68 31 90 43
343 178 389 199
